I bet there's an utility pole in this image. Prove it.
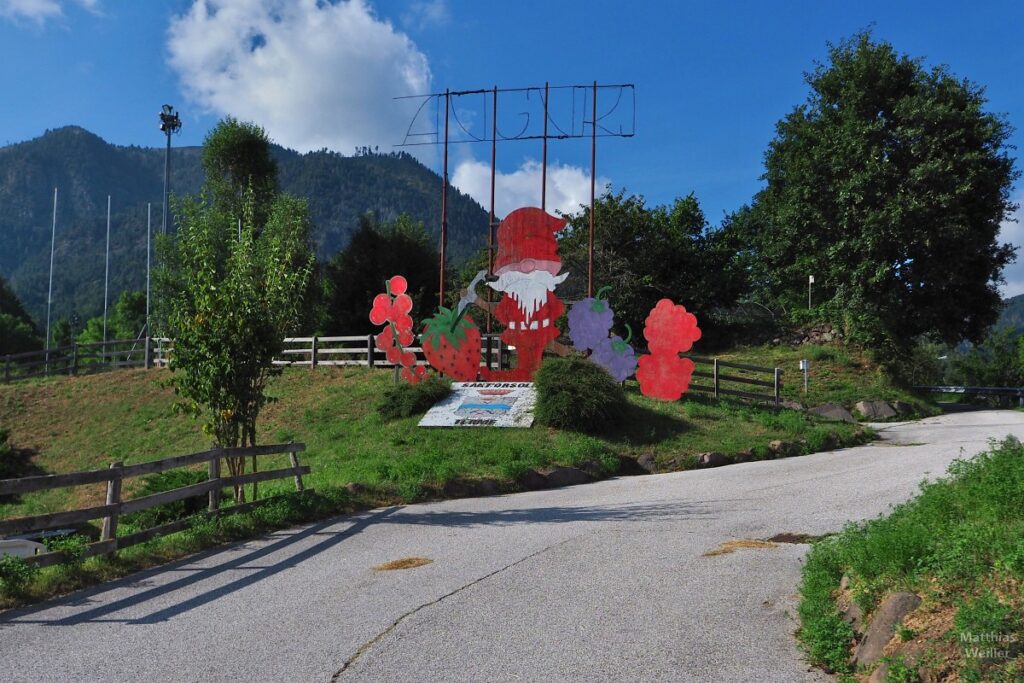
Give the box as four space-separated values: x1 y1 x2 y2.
103 195 111 343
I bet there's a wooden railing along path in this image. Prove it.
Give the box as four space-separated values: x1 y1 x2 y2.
684 354 782 406
0 443 309 568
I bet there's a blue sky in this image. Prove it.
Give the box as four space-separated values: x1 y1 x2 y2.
3 0 1024 292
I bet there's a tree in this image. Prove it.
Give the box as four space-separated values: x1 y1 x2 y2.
559 190 747 342
156 119 314 502
201 117 279 230
0 275 41 354
321 213 439 335
745 32 1018 358
76 291 147 343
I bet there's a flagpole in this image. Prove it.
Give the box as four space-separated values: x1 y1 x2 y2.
103 195 111 343
45 187 57 367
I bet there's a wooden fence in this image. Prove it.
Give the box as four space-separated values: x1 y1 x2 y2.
684 354 782 406
0 443 309 568
2 337 783 405
273 334 507 370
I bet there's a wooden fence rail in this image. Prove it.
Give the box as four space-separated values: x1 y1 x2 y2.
683 354 782 406
0 443 308 568
3 337 783 405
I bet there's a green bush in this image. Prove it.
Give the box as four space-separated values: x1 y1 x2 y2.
0 555 39 595
42 534 88 569
376 376 451 420
534 357 628 433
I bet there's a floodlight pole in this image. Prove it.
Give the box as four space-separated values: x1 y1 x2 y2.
541 82 549 212
159 105 182 234
487 85 498 334
439 90 450 305
145 203 151 341
589 80 597 297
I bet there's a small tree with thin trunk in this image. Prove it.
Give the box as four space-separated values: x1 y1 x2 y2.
156 119 313 502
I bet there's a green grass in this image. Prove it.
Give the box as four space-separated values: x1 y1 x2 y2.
721 344 938 415
0 363 873 607
797 437 1024 679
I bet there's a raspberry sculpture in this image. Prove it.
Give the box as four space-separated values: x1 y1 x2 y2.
636 299 702 401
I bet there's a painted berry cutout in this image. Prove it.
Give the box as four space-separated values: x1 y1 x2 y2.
636 299 702 400
389 275 408 296
590 323 638 382
421 306 481 382
568 285 615 351
369 275 424 383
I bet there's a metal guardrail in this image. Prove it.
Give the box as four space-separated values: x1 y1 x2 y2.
914 385 1024 398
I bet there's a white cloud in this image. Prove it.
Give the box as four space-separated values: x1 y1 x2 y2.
401 0 449 31
0 0 99 23
167 0 431 154
998 191 1024 298
452 157 610 219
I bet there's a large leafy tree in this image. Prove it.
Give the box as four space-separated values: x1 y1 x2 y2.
745 33 1018 356
321 213 439 335
156 120 314 502
0 275 41 354
559 190 747 342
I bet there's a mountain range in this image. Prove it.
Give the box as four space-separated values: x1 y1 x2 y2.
0 126 488 327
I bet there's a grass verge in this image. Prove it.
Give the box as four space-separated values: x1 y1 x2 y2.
797 437 1024 681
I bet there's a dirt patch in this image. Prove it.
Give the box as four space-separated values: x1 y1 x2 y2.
766 532 822 544
374 557 433 571
702 539 778 556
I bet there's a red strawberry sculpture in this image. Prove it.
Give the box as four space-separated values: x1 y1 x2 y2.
421 306 482 382
636 298 702 401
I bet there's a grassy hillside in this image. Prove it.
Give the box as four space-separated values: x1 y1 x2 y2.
0 363 872 522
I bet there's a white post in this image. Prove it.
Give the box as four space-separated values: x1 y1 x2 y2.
808 274 814 309
45 187 57 351
103 195 111 343
146 203 151 339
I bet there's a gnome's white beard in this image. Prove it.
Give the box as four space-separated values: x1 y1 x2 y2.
489 270 568 323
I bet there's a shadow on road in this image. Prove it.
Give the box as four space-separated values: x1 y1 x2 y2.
382 500 724 528
1 506 401 627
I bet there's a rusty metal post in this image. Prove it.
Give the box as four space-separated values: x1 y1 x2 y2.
589 80 597 297
487 85 497 334
439 90 450 306
541 81 549 212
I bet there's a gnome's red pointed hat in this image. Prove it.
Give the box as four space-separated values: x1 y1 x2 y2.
493 207 567 276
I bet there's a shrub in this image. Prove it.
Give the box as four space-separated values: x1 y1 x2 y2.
0 555 39 595
377 376 451 420
534 357 627 433
43 534 88 569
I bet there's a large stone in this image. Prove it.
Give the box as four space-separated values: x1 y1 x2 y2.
891 401 916 416
516 469 548 491
697 452 730 468
542 466 594 488
768 440 799 457
635 452 658 474
853 592 922 667
732 448 755 464
780 399 805 411
442 477 502 498
615 455 648 476
856 400 898 420
808 403 856 423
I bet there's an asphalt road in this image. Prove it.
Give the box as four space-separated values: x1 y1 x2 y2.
2 410 1023 683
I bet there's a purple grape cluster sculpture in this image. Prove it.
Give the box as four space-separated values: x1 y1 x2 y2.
567 285 638 381
567 286 615 350
591 326 638 382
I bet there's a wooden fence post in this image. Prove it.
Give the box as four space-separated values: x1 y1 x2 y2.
101 462 123 542
208 454 221 512
486 335 494 370
3 355 10 384
290 450 306 492
774 368 781 407
311 336 318 370
144 336 151 369
367 334 375 367
713 358 719 399
71 343 79 376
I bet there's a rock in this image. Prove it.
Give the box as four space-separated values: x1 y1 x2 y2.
809 403 856 423
839 574 850 591
867 663 889 683
768 440 798 457
891 400 916 416
442 477 502 498
697 452 730 468
542 466 594 488
855 400 898 420
344 482 367 496
473 478 502 496
575 459 606 479
615 455 647 476
853 592 922 667
780 399 805 411
516 469 548 491
636 452 658 473
841 597 863 632
733 448 755 464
